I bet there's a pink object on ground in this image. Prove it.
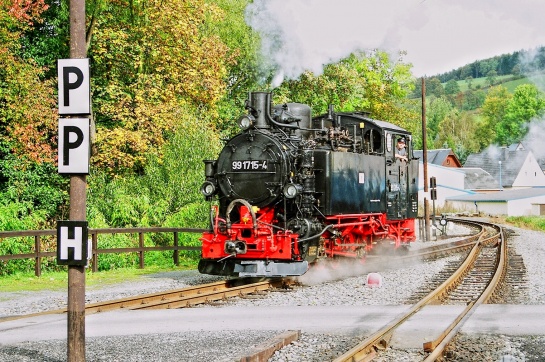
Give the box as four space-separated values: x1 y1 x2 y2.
366 272 383 287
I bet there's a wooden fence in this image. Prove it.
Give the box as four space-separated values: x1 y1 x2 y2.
0 227 206 276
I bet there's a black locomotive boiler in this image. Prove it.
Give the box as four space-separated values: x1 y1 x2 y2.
199 91 418 277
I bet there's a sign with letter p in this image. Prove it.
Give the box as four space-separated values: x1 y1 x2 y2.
58 58 90 115
58 118 89 174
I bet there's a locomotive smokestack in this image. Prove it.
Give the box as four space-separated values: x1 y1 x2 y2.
249 92 272 129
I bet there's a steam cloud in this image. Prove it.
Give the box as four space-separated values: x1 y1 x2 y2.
245 0 545 82
245 0 420 87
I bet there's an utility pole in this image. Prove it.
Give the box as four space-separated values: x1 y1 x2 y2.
421 77 430 241
67 0 87 360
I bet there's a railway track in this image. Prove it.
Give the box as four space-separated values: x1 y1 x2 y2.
1 218 509 361
333 218 507 362
1 277 295 323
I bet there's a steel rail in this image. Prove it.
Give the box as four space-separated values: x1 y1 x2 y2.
130 280 281 310
332 219 502 362
423 223 505 361
1 278 291 322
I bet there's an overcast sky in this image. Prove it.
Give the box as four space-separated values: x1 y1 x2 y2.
246 0 545 82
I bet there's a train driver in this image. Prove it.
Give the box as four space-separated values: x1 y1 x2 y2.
395 137 408 161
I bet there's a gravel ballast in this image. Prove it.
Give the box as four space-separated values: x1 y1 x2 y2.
1 222 544 361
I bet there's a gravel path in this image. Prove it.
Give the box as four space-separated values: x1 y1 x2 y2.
1 221 544 361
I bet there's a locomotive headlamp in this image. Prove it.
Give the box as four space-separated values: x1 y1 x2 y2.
200 181 216 197
238 114 255 130
283 183 302 199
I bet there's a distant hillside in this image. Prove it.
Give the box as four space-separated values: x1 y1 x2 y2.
452 72 545 93
434 46 545 83
410 69 545 100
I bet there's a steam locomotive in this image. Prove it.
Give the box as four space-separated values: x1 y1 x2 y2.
198 92 418 277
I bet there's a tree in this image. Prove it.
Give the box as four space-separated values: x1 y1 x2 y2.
486 70 498 87
465 76 473 90
274 50 418 132
459 65 472 80
426 77 444 98
462 89 486 111
435 110 480 162
495 84 545 145
427 97 453 146
88 0 232 175
479 85 511 146
444 79 460 95
411 78 423 98
210 0 262 136
0 0 67 224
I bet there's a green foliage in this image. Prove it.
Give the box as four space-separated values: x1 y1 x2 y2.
480 85 511 146
0 201 47 231
505 216 545 231
457 89 486 111
142 118 222 217
89 0 232 175
495 84 545 145
425 77 445 98
208 0 262 137
444 79 460 95
426 97 454 145
87 118 219 268
0 239 34 275
0 156 69 221
93 233 139 271
486 70 498 87
435 110 481 163
17 0 70 70
274 51 418 131
88 110 220 229
435 47 545 83
0 202 46 275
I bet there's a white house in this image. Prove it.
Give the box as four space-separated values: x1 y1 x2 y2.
465 149 545 189
418 162 468 208
445 187 545 216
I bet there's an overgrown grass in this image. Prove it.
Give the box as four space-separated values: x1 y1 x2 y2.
0 262 198 293
423 205 545 233
504 216 545 232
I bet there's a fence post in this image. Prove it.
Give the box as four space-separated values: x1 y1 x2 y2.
139 232 144 269
173 232 179 266
34 235 41 277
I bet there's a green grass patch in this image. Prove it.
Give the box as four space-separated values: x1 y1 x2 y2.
0 262 198 293
502 77 534 93
455 75 513 92
505 216 545 232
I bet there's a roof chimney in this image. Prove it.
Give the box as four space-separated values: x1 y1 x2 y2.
501 146 508 161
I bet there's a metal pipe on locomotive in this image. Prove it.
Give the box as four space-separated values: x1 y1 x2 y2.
199 92 418 277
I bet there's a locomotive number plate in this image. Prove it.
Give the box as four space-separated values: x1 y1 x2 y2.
232 160 268 171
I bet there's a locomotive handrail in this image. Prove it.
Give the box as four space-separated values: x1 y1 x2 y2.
0 227 206 277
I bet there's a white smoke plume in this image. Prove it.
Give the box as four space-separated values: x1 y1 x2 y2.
522 117 545 161
245 0 422 87
297 257 410 286
245 0 545 83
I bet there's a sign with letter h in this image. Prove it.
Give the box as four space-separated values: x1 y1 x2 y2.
57 221 89 266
